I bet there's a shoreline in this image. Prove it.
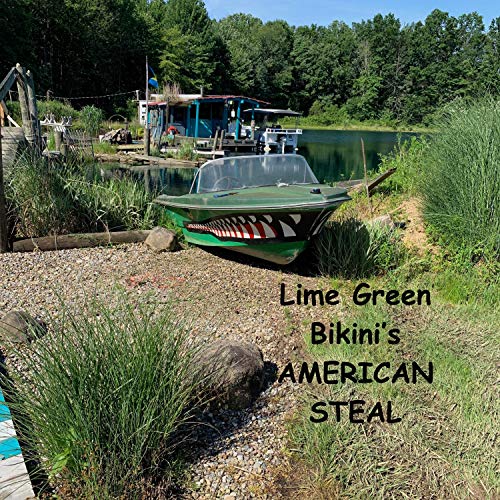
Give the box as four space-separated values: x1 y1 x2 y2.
281 122 432 133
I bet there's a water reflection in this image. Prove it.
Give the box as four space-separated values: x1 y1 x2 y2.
299 129 417 183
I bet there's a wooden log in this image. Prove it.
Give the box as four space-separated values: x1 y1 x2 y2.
13 230 152 252
130 153 199 167
350 168 397 195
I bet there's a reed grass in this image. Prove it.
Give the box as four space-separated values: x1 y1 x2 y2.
420 97 499 260
314 217 405 278
5 152 172 238
2 295 205 497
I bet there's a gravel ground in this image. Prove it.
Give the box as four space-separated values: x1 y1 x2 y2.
0 244 336 498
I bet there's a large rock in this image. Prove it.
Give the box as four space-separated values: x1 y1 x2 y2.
0 311 47 343
195 340 265 410
145 227 177 253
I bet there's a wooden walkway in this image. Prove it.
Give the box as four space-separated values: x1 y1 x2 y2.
0 388 34 499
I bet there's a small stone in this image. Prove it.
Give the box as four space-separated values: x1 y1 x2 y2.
144 227 177 253
0 310 47 343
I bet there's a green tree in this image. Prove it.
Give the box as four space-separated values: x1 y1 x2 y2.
217 14 263 95
160 0 226 92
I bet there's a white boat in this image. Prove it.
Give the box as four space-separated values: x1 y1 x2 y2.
242 108 302 154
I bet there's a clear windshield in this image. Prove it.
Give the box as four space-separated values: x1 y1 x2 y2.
193 155 319 193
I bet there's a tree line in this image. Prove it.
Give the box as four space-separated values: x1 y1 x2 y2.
1 0 498 124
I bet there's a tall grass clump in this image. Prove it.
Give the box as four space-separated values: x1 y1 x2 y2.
2 296 204 497
65 170 159 231
5 151 80 237
5 154 174 238
80 105 104 137
379 135 429 194
421 97 499 260
314 217 405 278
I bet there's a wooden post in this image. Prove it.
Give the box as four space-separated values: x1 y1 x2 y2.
219 129 225 151
54 130 63 152
212 129 219 160
15 65 32 145
0 123 8 252
144 57 150 156
26 70 41 149
361 138 373 217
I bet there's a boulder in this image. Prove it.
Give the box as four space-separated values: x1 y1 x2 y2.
0 311 47 343
145 227 177 253
194 340 265 410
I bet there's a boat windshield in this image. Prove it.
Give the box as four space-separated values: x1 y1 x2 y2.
193 155 319 193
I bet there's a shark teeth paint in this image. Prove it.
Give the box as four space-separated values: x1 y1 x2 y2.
186 214 299 240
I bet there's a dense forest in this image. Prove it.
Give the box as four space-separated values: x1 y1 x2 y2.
1 0 499 124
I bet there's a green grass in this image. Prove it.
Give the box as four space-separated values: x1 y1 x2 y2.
420 97 499 261
5 152 177 238
286 274 499 498
2 294 207 497
93 141 118 154
314 216 406 278
280 117 431 133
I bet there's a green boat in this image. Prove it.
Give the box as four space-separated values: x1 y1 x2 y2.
155 155 350 264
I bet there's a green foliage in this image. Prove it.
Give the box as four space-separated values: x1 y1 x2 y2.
304 101 350 126
314 217 406 278
420 97 499 259
80 105 104 137
3 3 499 123
379 135 429 194
5 153 176 237
2 295 205 496
38 100 79 120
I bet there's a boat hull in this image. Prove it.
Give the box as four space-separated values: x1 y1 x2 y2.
164 203 344 265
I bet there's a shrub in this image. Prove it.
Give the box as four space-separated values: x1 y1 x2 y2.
379 135 429 194
2 295 205 497
80 105 104 137
314 217 405 278
38 100 80 121
175 140 198 161
420 97 499 259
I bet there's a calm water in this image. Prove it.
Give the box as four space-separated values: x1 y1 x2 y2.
118 129 416 194
299 129 417 184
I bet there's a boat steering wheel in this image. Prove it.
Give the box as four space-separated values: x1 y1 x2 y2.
213 176 243 190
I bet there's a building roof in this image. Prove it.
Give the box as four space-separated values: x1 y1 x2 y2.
145 94 270 107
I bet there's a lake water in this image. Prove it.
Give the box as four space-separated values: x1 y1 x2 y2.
123 129 417 195
299 129 417 184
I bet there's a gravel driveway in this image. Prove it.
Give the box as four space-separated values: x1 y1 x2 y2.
0 244 335 498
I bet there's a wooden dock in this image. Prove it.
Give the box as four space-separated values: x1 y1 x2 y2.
129 154 199 168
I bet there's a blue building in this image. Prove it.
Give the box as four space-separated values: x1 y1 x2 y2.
139 94 268 141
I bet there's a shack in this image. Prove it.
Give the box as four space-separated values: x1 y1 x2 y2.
138 93 268 141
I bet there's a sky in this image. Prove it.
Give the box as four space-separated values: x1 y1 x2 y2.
204 0 498 28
